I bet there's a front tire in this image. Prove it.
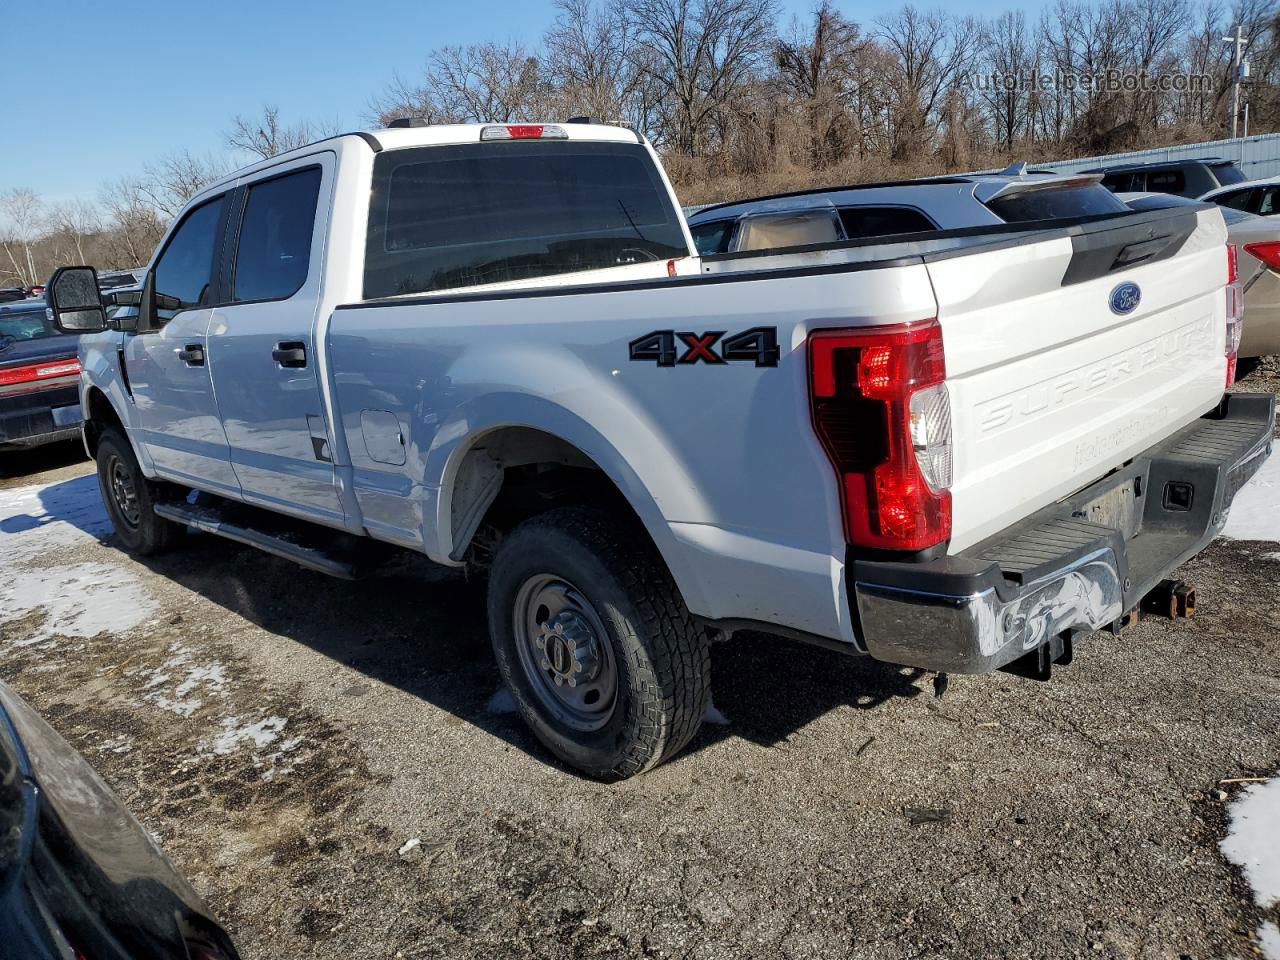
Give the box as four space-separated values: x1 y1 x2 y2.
95 428 179 556
487 506 710 780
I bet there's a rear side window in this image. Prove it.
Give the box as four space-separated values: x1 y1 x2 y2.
153 195 225 317
232 167 322 302
364 141 689 299
839 206 936 239
1147 169 1186 194
1211 163 1247 186
986 184 1129 222
690 219 735 255
734 210 844 251
1258 188 1280 215
0 308 60 343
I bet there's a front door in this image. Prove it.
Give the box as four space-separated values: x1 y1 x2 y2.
125 193 240 495
207 158 344 526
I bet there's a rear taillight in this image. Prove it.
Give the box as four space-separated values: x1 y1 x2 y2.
1243 240 1280 272
0 358 80 387
809 320 952 552
479 124 568 141
1225 244 1244 386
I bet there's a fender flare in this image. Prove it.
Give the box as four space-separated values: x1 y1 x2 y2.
426 392 713 615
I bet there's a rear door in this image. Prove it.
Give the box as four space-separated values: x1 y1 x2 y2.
932 206 1229 551
206 155 344 526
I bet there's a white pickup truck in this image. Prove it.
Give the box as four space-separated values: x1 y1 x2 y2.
46 121 1273 780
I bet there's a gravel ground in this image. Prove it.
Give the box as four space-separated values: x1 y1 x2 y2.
0 359 1277 960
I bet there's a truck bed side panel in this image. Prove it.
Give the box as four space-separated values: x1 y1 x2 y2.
328 265 937 642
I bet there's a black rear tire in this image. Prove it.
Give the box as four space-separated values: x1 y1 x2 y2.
487 506 710 780
95 428 180 556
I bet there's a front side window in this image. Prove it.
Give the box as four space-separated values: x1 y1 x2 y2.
233 167 322 302
153 195 225 319
690 219 735 255
364 141 689 299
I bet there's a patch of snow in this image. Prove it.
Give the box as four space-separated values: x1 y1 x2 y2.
703 699 730 725
207 715 288 755
486 687 517 714
1221 773 1280 913
131 645 229 718
1258 921 1280 960
96 734 134 755
1220 455 1280 542
0 562 157 644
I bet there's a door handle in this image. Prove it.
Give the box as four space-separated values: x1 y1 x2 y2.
272 341 307 368
177 344 205 366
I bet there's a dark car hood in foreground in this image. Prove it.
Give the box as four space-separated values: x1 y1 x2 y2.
0 681 239 960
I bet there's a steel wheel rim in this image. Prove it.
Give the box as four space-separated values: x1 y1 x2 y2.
512 574 618 732
107 455 141 528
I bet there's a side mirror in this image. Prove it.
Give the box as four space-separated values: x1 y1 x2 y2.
46 266 107 333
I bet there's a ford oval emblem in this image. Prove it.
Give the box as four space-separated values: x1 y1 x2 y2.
1109 282 1141 315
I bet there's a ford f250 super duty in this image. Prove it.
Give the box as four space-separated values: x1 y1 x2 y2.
45 121 1274 780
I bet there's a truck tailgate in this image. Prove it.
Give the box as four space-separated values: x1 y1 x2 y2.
934 207 1229 551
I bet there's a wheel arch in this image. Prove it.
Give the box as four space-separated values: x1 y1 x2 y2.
82 385 126 459
431 404 712 616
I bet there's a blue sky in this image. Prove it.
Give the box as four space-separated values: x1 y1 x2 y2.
3 0 1040 210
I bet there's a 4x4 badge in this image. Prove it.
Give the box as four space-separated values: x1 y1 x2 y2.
629 327 780 367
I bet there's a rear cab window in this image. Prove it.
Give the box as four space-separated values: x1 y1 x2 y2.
986 183 1129 223
1210 162 1247 186
363 140 689 299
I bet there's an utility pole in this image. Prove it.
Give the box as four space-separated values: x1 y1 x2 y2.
1224 25 1248 139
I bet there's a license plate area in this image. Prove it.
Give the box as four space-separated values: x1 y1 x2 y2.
1076 473 1144 541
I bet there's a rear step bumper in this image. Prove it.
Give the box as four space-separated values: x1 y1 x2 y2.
852 392 1275 674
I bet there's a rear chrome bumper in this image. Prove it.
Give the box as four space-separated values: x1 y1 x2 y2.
853 393 1275 674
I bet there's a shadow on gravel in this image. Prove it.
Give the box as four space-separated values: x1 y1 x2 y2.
0 439 87 482
21 472 925 774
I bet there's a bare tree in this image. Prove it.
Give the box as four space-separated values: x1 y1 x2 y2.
774 2 868 165
875 6 980 159
46 198 102 267
226 105 338 160
629 0 779 156
136 151 228 221
0 189 45 288
977 11 1039 150
99 178 166 268
544 0 663 131
373 42 553 125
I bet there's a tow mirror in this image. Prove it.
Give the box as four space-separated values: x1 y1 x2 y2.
46 266 107 333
